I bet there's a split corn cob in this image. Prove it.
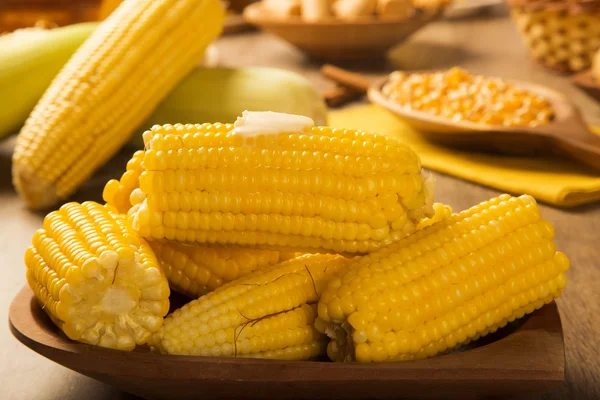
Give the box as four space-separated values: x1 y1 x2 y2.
12 0 225 210
130 112 435 253
151 254 352 359
316 194 569 362
149 241 298 298
25 201 170 351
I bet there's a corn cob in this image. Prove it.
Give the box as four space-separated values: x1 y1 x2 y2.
25 201 170 351
149 241 299 298
130 112 435 253
316 194 569 362
151 253 352 359
12 0 225 210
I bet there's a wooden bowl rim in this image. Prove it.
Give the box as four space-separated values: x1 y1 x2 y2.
572 69 600 90
243 2 442 27
368 73 575 135
9 285 565 384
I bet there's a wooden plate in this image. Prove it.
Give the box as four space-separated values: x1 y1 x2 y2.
572 70 600 103
10 286 565 400
243 3 443 61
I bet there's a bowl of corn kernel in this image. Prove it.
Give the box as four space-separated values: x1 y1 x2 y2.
373 67 555 130
244 0 447 61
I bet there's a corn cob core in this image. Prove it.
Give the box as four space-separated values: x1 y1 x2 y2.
12 0 225 209
25 201 170 351
130 121 434 253
316 194 569 362
149 240 299 298
151 254 352 359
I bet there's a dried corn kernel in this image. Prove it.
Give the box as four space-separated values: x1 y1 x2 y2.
382 67 554 127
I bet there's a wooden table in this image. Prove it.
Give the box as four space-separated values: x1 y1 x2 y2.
1 5 599 400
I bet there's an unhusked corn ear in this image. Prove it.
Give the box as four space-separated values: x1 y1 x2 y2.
12 0 225 210
103 150 145 214
149 240 299 298
131 118 434 253
25 201 170 351
316 194 569 362
151 254 352 359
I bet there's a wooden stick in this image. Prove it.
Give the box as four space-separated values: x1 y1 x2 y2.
323 85 364 107
320 64 371 93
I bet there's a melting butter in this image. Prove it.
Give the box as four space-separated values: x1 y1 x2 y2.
232 111 315 138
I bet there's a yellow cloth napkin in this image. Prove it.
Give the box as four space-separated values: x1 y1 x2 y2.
329 105 600 207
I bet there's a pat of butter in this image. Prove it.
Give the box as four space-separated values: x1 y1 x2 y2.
232 111 315 138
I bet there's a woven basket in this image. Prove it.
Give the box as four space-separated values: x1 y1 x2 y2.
508 1 600 72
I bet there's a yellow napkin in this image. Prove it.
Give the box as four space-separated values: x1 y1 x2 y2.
329 105 600 207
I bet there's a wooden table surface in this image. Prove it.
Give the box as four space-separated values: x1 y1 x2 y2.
1 5 599 400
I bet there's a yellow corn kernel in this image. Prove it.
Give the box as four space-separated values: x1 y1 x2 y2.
316 194 569 362
12 0 225 210
103 150 145 214
25 201 170 351
151 254 353 359
149 240 299 298
381 67 554 128
131 120 435 253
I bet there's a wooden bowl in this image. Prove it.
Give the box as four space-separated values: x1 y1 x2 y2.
243 3 443 61
10 286 565 400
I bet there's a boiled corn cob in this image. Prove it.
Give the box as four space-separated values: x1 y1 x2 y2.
12 0 225 210
316 194 569 362
151 253 352 359
25 201 170 351
149 241 298 298
130 111 435 254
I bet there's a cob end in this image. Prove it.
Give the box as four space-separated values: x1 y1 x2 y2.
12 163 60 210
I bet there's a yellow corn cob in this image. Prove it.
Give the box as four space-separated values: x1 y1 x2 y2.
151 254 352 359
130 116 435 253
316 194 569 362
149 241 299 298
25 201 170 351
12 0 225 210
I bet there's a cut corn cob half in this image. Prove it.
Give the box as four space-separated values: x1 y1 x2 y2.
316 194 569 362
149 240 299 298
12 0 225 210
151 253 352 359
130 115 435 253
25 201 170 351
